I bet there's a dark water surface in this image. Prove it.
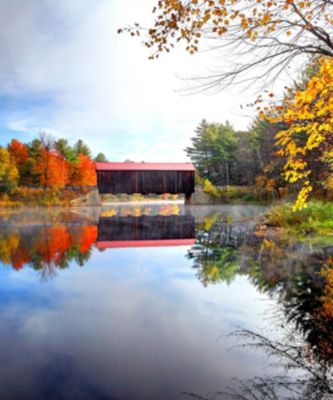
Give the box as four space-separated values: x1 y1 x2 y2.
0 205 332 400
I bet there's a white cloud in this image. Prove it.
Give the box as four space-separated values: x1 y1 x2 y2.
0 0 257 160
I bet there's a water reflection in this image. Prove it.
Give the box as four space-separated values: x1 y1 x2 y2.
0 205 333 399
186 328 333 399
185 214 333 398
97 214 195 248
0 224 97 278
0 210 196 275
2 207 333 367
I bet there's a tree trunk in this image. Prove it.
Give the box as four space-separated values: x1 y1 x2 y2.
225 162 230 186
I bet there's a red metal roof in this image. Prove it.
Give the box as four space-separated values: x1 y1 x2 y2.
96 239 196 249
95 162 195 171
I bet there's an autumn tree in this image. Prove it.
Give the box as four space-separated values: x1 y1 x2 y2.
70 153 96 186
3 135 100 190
264 57 333 209
0 148 19 192
32 133 70 188
7 139 29 184
125 0 333 89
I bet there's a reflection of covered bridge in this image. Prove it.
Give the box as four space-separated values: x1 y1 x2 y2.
95 162 195 202
96 215 195 249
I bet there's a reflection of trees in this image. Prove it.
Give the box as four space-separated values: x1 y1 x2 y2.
188 231 238 285
188 219 256 286
247 241 333 366
189 219 333 366
0 224 97 280
185 328 333 400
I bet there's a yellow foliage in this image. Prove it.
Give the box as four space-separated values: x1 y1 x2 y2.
132 207 142 217
131 0 325 58
0 148 19 188
265 57 333 210
101 208 117 217
159 204 181 215
203 179 220 197
0 234 19 265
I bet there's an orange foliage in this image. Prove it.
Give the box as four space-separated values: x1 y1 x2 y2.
36 226 73 263
320 267 333 319
77 226 98 253
5 136 98 190
70 154 96 186
34 149 70 188
0 224 98 271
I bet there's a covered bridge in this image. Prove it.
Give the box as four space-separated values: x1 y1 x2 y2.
95 162 195 199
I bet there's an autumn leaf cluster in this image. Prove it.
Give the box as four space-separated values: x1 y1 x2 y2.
0 224 97 272
0 136 97 191
263 57 333 209
126 0 333 60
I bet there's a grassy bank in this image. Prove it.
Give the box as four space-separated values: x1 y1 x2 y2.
0 188 89 207
265 201 333 236
201 179 277 205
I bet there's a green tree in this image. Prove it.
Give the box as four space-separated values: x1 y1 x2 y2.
211 122 238 186
186 120 238 185
74 139 92 158
55 139 77 162
95 152 108 162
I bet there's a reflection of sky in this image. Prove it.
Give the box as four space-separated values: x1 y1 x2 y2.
0 243 273 400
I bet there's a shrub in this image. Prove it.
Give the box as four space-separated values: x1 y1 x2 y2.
253 175 277 201
203 179 220 198
265 201 333 234
195 172 205 187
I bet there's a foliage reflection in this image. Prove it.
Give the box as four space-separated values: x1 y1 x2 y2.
0 224 97 279
187 216 333 397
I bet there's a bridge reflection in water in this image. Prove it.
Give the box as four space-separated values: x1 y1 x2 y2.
97 215 196 249
0 210 196 274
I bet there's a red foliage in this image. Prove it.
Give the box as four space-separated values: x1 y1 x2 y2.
11 248 30 270
8 139 29 167
0 224 98 271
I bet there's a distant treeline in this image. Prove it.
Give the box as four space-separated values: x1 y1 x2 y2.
185 118 285 196
0 133 109 192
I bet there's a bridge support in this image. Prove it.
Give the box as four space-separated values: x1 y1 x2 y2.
71 189 101 207
184 193 192 205
86 190 102 206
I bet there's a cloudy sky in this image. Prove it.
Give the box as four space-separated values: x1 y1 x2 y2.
0 0 259 161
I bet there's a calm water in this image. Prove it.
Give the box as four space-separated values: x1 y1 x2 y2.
0 204 332 400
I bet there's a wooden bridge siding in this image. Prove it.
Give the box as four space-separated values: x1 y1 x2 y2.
98 215 195 241
97 170 195 195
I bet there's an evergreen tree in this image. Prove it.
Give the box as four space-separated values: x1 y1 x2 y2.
74 139 92 158
55 139 77 162
95 153 108 162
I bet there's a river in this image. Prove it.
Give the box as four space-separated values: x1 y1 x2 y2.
0 204 332 400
